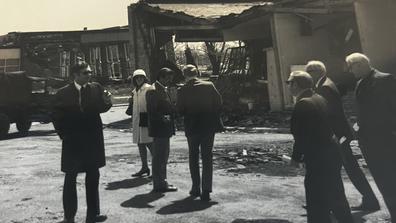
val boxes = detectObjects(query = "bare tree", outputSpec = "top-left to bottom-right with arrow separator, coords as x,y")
204,41 -> 226,75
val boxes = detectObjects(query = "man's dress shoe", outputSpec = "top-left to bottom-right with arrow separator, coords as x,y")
201,191 -> 211,202
86,214 -> 108,223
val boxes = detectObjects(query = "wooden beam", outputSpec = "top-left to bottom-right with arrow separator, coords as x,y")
270,7 -> 330,14
155,25 -> 219,31
259,6 -> 353,14
174,36 -> 223,42
273,0 -> 299,6
140,3 -> 211,25
300,0 -> 354,7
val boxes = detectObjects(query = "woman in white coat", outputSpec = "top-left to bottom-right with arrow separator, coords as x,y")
130,69 -> 153,177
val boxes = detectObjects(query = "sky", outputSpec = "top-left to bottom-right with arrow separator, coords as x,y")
0,0 -> 138,35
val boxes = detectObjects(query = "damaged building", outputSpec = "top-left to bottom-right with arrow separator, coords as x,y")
127,0 -> 396,111
0,26 -> 132,82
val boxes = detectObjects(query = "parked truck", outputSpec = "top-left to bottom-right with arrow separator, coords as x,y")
0,71 -> 33,137
0,71 -> 65,138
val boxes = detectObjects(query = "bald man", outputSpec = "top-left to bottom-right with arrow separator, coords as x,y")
346,53 -> 396,222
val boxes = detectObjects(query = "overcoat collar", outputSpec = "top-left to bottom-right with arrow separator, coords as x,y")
355,69 -> 376,97
296,89 -> 313,102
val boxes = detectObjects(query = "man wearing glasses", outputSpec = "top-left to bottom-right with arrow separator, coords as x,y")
346,53 -> 396,222
53,61 -> 112,223
288,71 -> 353,223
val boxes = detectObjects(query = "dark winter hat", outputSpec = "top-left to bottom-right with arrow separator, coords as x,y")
182,64 -> 198,77
157,67 -> 174,80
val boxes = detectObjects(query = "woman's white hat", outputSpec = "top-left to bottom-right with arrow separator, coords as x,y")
133,69 -> 147,78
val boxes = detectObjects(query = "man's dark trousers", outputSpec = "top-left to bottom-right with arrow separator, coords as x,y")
63,170 -> 100,220
152,137 -> 170,190
305,153 -> 353,223
359,136 -> 396,221
316,76 -> 377,204
341,142 -> 377,201
187,133 -> 215,192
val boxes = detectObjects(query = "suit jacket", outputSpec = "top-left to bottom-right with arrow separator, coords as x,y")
291,89 -> 341,171
52,82 -> 112,173
355,69 -> 396,139
177,78 -> 223,136
316,76 -> 353,140
146,81 -> 175,138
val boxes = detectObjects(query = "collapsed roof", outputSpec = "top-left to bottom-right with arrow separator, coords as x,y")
130,0 -> 354,41
133,0 -> 354,24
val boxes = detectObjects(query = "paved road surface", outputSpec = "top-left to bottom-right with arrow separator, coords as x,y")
0,105 -> 390,223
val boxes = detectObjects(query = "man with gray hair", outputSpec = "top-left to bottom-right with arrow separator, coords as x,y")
346,52 -> 396,222
177,64 -> 223,201
288,70 -> 353,223
306,60 -> 379,211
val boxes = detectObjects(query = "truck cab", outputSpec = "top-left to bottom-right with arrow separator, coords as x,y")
0,71 -> 66,138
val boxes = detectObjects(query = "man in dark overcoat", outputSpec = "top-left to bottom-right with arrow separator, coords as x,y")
146,67 -> 177,192
306,60 -> 379,211
53,61 -> 112,223
288,71 -> 353,223
177,64 -> 223,201
346,52 -> 396,222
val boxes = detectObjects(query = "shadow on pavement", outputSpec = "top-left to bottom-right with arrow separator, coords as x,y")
156,196 -> 218,215
104,118 -> 131,129
121,192 -> 165,208
231,219 -> 292,223
105,177 -> 151,190
1,130 -> 57,141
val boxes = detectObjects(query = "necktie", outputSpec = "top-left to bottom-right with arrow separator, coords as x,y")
80,85 -> 89,111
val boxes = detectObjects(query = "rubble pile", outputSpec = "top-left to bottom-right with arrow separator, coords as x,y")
212,141 -> 305,176
214,142 -> 292,166
213,140 -> 369,176
214,75 -> 270,114
222,111 -> 291,128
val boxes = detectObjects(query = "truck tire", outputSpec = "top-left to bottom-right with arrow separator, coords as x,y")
16,119 -> 32,134
0,113 -> 10,138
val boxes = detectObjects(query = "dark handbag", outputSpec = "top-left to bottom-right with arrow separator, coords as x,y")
125,101 -> 133,116
139,112 -> 148,127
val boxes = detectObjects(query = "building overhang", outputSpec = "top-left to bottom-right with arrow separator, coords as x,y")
129,1 -> 354,42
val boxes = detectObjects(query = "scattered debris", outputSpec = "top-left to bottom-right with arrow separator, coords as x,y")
212,142 -> 299,176
213,139 -> 370,176
222,112 -> 292,129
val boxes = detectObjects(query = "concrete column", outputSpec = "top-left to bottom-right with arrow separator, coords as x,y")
128,6 -> 151,79
271,13 -> 335,109
354,0 -> 396,73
